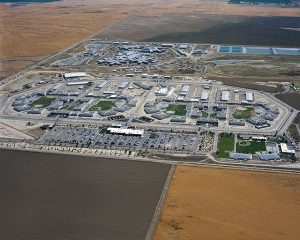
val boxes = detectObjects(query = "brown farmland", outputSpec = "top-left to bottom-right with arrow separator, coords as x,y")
153,166 -> 300,240
275,92 -> 300,110
0,149 -> 171,240
1,0 -> 300,79
0,0 -> 148,79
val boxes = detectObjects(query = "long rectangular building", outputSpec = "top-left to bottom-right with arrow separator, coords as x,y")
64,72 -> 87,79
107,127 -> 144,136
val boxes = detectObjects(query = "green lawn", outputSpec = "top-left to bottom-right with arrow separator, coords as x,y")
210,112 -> 217,118
201,111 -> 209,117
90,101 -> 115,111
31,97 -> 55,108
166,104 -> 187,116
218,134 -> 235,158
236,140 -> 266,154
233,107 -> 254,119
62,104 -> 75,111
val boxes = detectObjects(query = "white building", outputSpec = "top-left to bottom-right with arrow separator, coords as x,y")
63,72 -> 87,79
279,143 -> 295,155
67,81 -> 90,86
245,92 -> 254,102
107,127 -> 144,136
155,87 -> 169,96
179,85 -> 190,96
201,92 -> 209,101
221,91 -> 230,101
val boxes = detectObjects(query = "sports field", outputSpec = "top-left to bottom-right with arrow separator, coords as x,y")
217,133 -> 235,158
89,100 -> 115,111
233,107 -> 254,119
31,96 -> 55,108
236,140 -> 266,153
166,104 -> 187,116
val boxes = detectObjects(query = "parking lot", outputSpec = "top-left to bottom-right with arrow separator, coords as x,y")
38,126 -> 201,154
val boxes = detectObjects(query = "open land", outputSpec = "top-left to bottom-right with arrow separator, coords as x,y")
275,92 -> 300,110
0,0 -> 149,79
1,0 -> 300,80
153,166 -> 300,240
0,149 -> 171,240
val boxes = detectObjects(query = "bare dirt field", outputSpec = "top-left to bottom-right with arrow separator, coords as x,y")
0,0 -> 148,79
153,166 -> 300,240
0,149 -> 171,240
1,0 -> 300,79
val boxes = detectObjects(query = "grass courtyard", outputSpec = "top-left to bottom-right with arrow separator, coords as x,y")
89,101 -> 115,111
217,134 -> 235,158
31,97 -> 55,108
236,140 -> 266,154
166,104 -> 187,116
233,107 -> 254,119
62,104 -> 75,111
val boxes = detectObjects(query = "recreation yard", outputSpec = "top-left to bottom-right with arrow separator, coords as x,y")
166,104 -> 187,116
89,100 -> 115,111
31,97 -> 55,108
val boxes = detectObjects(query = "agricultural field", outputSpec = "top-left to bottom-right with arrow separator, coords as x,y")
89,100 -> 115,111
236,140 -> 266,153
166,104 -> 187,116
217,133 -> 235,158
31,96 -> 55,108
153,166 -> 300,240
0,149 -> 171,240
275,92 -> 300,110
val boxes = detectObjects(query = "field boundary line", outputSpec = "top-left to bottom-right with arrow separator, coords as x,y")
145,165 -> 176,240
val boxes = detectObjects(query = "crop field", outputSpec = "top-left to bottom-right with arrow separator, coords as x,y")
89,100 -> 115,111
166,104 -> 187,116
0,149 -> 171,240
275,92 -> 300,110
144,16 -> 300,47
236,140 -> 266,153
31,96 -> 55,108
233,107 -> 254,119
153,166 -> 300,240
217,133 -> 235,158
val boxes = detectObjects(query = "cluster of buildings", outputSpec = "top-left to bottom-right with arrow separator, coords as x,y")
97,44 -> 167,66
230,140 -> 295,161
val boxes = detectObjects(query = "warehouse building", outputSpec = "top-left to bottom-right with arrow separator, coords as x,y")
63,72 -> 87,79
245,92 -> 254,102
67,81 -> 91,86
200,91 -> 209,101
96,81 -> 108,89
221,91 -> 230,101
179,85 -> 190,96
118,81 -> 129,89
230,152 -> 252,160
256,152 -> 280,161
